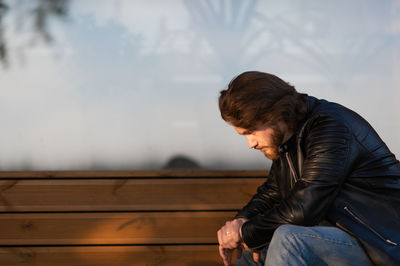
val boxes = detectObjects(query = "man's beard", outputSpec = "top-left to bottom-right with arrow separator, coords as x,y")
263,126 -> 284,160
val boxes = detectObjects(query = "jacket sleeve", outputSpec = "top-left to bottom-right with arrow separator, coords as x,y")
235,162 -> 282,219
241,115 -> 355,250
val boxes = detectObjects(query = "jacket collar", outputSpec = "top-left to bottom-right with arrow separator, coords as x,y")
306,95 -> 320,119
279,94 -> 315,153
279,134 -> 297,154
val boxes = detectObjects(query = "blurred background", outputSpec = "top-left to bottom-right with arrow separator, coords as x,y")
0,0 -> 399,171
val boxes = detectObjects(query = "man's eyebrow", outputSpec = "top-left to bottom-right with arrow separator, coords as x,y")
241,130 -> 252,135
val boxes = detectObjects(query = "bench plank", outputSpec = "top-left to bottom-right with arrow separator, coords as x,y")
0,212 -> 235,245
0,246 -> 224,266
0,170 -> 267,179
0,178 -> 264,212
0,170 -> 263,265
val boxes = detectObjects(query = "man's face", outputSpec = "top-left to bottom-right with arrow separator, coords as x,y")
234,123 -> 287,160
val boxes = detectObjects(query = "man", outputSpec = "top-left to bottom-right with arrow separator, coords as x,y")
217,71 -> 400,266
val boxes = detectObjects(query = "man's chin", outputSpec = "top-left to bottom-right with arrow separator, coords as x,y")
263,151 -> 280,160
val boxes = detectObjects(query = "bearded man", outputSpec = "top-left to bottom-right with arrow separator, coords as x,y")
217,71 -> 400,266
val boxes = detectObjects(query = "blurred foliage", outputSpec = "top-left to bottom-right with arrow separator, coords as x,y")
0,0 -> 69,68
0,0 -> 8,65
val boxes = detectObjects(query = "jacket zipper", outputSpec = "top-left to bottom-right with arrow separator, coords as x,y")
344,206 -> 398,246
285,152 -> 299,183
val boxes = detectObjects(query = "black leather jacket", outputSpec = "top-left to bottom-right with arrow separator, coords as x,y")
238,96 -> 400,265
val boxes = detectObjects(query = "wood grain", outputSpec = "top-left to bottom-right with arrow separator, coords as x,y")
0,170 -> 263,265
0,170 -> 267,179
0,245 -> 225,266
0,212 -> 236,245
0,178 -> 264,212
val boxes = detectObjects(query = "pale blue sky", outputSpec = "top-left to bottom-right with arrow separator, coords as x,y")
0,0 -> 399,170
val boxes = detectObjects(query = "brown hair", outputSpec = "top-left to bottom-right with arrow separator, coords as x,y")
219,71 -> 308,132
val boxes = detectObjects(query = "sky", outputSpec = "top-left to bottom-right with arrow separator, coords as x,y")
0,0 -> 399,170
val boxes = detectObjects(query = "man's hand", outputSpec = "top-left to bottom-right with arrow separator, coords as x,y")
217,218 -> 248,265
218,245 -> 245,266
218,246 -> 234,266
217,218 -> 248,249
218,243 -> 260,266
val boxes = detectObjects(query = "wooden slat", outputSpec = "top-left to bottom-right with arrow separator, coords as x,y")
0,170 -> 267,179
0,245 -> 225,266
0,212 -> 235,245
0,178 -> 264,212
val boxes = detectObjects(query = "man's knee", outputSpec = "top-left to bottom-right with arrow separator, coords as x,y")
271,224 -> 300,244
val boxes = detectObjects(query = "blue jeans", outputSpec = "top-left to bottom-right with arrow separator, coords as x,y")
235,224 -> 372,266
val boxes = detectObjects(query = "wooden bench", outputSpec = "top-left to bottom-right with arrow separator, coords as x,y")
0,170 -> 266,265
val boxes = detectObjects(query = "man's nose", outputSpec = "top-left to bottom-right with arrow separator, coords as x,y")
245,135 -> 257,149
